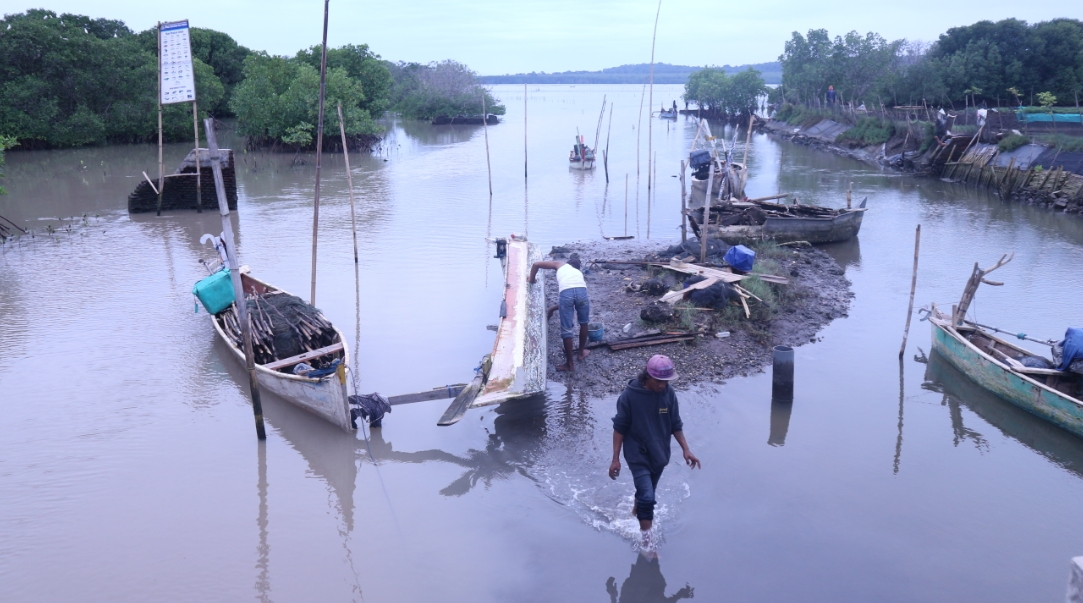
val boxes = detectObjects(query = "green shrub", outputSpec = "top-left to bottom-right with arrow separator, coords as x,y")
837,117 -> 895,146
918,121 -> 936,153
1034,133 -> 1083,152
952,124 -> 978,134
998,134 -> 1030,152
0,134 -> 15,194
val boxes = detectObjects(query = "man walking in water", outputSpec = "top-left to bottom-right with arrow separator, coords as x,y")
529,256 -> 590,372
609,355 -> 700,542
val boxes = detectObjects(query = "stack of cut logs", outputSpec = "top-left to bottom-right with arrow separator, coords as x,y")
218,292 -> 337,367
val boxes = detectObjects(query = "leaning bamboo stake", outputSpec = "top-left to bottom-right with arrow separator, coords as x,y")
741,112 -> 753,172
336,103 -> 360,263
193,101 -> 202,213
604,104 -> 613,183
205,118 -> 266,440
899,224 -> 920,357
482,94 -> 493,196
309,0 -> 330,306
675,160 -> 684,244
624,174 -> 629,236
647,0 -> 661,191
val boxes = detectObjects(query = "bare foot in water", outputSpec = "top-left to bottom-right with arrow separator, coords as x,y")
556,363 -> 574,372
578,348 -> 591,361
631,503 -> 638,518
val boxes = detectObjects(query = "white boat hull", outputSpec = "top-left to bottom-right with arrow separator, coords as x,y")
210,273 -> 355,431
569,160 -> 595,170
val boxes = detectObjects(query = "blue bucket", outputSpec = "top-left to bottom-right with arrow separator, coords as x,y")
588,322 -> 605,342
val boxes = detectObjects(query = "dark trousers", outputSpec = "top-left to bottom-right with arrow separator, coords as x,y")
631,466 -> 663,521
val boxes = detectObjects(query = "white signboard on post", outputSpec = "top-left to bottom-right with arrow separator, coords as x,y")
159,20 -> 196,105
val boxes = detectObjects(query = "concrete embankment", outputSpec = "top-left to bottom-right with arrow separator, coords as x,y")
761,116 -> 1083,214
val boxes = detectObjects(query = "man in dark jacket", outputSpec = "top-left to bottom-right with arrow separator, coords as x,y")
609,355 -> 701,537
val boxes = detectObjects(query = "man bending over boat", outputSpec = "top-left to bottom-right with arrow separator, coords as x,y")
609,355 -> 700,547
529,256 -> 590,372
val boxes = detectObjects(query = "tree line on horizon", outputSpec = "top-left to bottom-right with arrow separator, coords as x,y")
778,18 -> 1083,110
0,9 -> 501,152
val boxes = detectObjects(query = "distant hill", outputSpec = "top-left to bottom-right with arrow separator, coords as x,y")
481,62 -> 781,85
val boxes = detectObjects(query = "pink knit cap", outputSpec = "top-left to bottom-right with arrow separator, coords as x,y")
646,355 -> 678,380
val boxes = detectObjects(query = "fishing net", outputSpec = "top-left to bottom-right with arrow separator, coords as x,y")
217,292 -> 338,368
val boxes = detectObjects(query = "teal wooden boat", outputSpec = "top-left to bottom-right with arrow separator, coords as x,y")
928,303 -> 1083,438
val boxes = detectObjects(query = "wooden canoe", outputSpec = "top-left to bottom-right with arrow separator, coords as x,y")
471,235 -> 547,408
928,303 -> 1083,438
688,197 -> 867,245
210,270 -> 355,431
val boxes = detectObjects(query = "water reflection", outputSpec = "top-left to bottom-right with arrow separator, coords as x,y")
923,350 -> 1083,476
820,235 -> 862,271
398,118 -> 483,146
605,554 -> 694,603
767,400 -> 792,447
255,441 -> 272,603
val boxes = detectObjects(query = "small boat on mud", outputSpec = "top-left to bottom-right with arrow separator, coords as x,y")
569,135 -> 595,170
685,197 -> 867,244
926,254 -> 1083,438
194,254 -> 356,431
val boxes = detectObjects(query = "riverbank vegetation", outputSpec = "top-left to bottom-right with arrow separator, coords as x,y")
779,18 -> 1083,110
0,10 -> 247,149
0,9 -> 501,152
0,135 -> 15,194
230,45 -> 391,151
682,68 -> 767,117
388,60 -> 504,120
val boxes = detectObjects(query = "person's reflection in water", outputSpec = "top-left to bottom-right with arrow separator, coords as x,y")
606,554 -> 694,603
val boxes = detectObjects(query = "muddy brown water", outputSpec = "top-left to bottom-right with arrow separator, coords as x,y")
3,85 -> 1083,602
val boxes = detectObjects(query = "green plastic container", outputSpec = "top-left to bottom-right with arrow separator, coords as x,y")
192,270 -> 235,314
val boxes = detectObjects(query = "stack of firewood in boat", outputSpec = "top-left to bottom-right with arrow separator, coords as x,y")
218,291 -> 338,367
690,200 -> 842,228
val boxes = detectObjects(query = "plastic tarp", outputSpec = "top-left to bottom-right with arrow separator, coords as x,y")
1033,149 -> 1083,175
724,245 -> 755,272
1016,112 -> 1083,124
1058,328 -> 1083,371
994,143 -> 1047,169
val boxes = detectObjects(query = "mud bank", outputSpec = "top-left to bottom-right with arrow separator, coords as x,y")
540,238 -> 853,399
760,117 -> 1083,213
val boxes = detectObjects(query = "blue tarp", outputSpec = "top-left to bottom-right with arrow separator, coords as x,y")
1016,112 -> 1083,124
1058,328 -> 1083,371
724,245 -> 755,272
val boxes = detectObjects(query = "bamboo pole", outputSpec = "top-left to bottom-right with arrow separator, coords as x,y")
624,174 -> 629,236
899,225 -> 920,358
193,101 -> 202,213
309,0 -> 330,306
156,22 -> 164,217
482,94 -> 493,196
847,181 -> 853,209
604,104 -> 613,183
336,103 -> 359,263
647,0 -> 661,191
679,159 -> 687,243
524,83 -> 528,180
700,158 -> 716,262
742,112 -> 753,171
205,118 -> 266,440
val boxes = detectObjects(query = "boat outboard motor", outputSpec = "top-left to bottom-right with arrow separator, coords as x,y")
689,149 -> 712,179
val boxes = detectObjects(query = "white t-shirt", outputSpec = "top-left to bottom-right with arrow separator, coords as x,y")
556,263 -> 587,292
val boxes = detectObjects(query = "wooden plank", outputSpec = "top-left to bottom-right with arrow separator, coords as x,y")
609,335 -> 694,351
661,277 -> 718,304
388,384 -> 467,406
262,342 -> 344,371
437,373 -> 484,426
1012,367 -> 1066,376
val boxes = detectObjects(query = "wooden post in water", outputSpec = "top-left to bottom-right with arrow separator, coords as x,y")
482,94 -> 493,196
899,224 -> 920,358
193,101 -> 202,213
647,0 -> 661,191
604,105 -> 613,184
336,103 -> 360,263
679,159 -> 687,243
624,174 -> 629,236
205,118 -> 266,440
742,112 -> 753,171
700,158 -> 716,262
847,181 -> 853,209
309,0 -> 330,306
156,22 -> 164,217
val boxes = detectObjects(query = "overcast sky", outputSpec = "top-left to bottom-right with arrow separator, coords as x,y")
10,1 -> 1082,74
